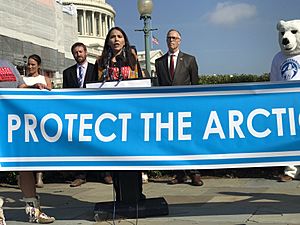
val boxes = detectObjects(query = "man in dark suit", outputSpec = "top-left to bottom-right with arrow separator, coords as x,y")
155,29 -> 199,86
155,29 -> 203,186
63,42 -> 96,88
63,42 -> 112,187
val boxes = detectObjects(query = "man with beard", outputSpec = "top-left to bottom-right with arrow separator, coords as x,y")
63,42 -> 99,187
63,42 -> 96,88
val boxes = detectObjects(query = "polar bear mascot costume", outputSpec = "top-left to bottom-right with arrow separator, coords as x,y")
271,20 -> 300,182
270,19 -> 300,81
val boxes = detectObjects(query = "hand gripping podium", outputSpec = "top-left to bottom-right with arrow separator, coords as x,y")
87,78 -> 169,221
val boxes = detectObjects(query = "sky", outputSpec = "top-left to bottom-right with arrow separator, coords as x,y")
107,0 -> 300,75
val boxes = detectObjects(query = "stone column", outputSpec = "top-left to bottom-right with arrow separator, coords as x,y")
81,11 -> 84,35
92,11 -> 95,36
83,10 -> 86,35
111,16 -> 115,28
104,14 -> 108,36
98,13 -> 102,37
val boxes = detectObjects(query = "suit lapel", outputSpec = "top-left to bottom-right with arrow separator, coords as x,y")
174,51 -> 184,79
84,63 -> 91,83
162,54 -> 172,82
71,65 -> 79,87
162,54 -> 168,75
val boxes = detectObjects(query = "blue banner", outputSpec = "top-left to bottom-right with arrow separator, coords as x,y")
1,81 -> 300,171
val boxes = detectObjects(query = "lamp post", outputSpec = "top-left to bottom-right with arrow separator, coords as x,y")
22,55 -> 27,76
137,0 -> 154,77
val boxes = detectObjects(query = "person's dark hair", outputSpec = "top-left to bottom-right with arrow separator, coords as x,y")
71,42 -> 87,54
98,27 -> 137,70
28,54 -> 41,65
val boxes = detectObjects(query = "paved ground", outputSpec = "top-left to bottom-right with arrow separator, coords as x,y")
1,177 -> 300,225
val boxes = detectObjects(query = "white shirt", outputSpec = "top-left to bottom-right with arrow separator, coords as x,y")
168,50 -> 179,71
270,52 -> 300,81
23,75 -> 47,86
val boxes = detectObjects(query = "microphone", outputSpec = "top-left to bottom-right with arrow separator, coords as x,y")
115,54 -> 125,81
100,48 -> 112,87
106,48 -> 112,66
104,47 -> 112,81
122,47 -> 126,61
114,54 -> 125,87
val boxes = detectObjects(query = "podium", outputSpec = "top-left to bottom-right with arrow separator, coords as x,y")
87,78 -> 169,221
86,78 -> 152,88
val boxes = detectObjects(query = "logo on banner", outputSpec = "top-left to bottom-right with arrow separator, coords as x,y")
280,59 -> 300,80
0,67 -> 17,82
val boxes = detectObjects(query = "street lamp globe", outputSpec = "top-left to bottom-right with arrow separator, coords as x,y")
137,0 -> 153,17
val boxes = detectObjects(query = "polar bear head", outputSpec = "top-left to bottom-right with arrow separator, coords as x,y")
277,20 -> 300,56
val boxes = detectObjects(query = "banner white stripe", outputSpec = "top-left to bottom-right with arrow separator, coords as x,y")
1,87 -> 300,100
4,161 -> 300,171
2,150 -> 300,162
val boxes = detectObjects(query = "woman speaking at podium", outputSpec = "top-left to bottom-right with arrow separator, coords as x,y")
93,27 -> 144,81
93,27 -> 145,203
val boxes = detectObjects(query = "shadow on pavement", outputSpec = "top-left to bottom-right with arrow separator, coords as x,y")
167,191 -> 300,217
1,190 -> 96,222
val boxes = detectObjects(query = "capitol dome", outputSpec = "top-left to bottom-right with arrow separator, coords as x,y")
63,0 -> 115,61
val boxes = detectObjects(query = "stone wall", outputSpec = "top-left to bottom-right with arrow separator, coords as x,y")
0,0 -> 77,83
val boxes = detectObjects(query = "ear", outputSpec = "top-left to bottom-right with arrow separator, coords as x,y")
277,20 -> 286,31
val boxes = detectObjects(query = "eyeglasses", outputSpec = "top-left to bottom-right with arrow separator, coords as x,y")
167,36 -> 180,40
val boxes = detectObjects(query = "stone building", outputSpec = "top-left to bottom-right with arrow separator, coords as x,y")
0,0 -> 115,88
137,49 -> 164,77
63,0 -> 115,62
0,1 -> 75,87
0,0 -> 161,87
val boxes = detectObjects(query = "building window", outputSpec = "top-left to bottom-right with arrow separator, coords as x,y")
86,11 -> 93,35
107,16 -> 111,31
77,10 -> 83,35
95,12 -> 100,36
101,14 -> 106,36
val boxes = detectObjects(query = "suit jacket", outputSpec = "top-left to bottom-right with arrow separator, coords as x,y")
155,51 -> 199,86
63,62 -> 96,88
